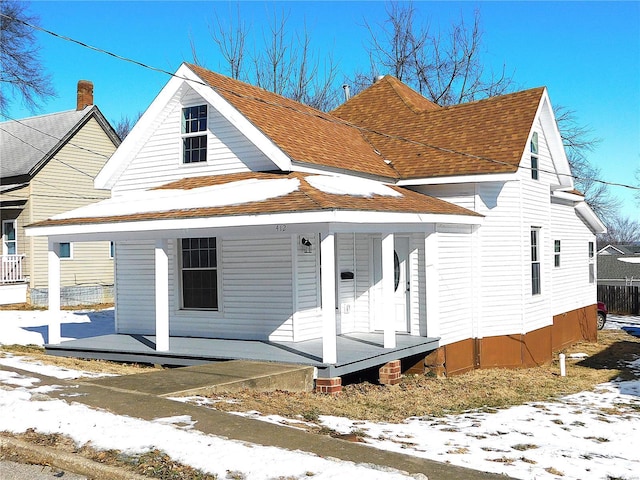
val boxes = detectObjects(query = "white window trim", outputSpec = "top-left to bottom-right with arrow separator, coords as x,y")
2,219 -> 17,256
588,241 -> 595,283
178,237 -> 221,311
530,132 -> 539,180
180,104 -> 209,165
554,240 -> 561,268
531,227 -> 541,296
60,242 -> 73,260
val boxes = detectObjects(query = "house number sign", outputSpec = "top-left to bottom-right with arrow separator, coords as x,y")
275,224 -> 287,232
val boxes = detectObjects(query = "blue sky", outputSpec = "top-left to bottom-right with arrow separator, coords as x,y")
6,1 -> 640,219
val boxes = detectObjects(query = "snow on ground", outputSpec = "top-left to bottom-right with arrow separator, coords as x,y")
1,309 -> 639,479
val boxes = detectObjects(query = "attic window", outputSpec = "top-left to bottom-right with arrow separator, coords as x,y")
182,105 -> 208,164
530,132 -> 539,180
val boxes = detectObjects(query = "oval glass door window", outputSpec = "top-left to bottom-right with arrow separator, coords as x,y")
394,251 -> 400,291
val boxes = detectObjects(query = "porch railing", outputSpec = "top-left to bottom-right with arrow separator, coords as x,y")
1,254 -> 26,284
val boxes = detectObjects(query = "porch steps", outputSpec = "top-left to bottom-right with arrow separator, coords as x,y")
82,360 -> 315,396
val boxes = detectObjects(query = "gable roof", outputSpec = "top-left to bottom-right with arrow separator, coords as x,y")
28,172 -> 481,232
186,64 -> 397,179
333,81 -> 546,180
0,106 -> 120,181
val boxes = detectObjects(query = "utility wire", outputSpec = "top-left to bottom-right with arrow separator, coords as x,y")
0,112 -> 114,162
2,11 -> 638,193
0,126 -> 96,179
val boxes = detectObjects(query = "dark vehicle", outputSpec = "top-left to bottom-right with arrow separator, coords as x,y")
597,301 -> 608,330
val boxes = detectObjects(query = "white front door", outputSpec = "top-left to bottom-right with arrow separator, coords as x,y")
372,236 -> 410,333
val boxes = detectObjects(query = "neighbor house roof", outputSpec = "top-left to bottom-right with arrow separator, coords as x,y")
332,80 -> 546,179
0,106 -> 120,181
597,254 -> 640,280
28,172 -> 481,229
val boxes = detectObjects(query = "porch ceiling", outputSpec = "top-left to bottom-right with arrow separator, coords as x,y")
45,333 -> 440,378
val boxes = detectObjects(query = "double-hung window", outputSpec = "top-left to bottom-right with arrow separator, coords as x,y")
531,228 -> 541,295
530,132 -> 539,180
182,105 -> 208,164
554,240 -> 561,267
180,237 -> 218,309
588,241 -> 595,283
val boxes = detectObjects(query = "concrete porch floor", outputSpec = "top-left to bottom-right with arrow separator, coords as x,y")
46,332 -> 440,378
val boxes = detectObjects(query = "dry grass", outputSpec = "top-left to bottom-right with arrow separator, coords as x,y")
0,430 -> 218,479
205,330 -> 640,423
0,302 -> 114,311
0,344 -> 151,376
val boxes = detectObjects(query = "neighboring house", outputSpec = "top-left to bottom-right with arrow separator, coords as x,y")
597,244 -> 640,286
0,81 -> 120,306
27,64 -> 605,385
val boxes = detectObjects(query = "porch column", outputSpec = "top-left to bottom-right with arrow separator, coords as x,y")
155,239 -> 170,352
382,233 -> 396,348
47,239 -> 61,344
424,229 -> 440,339
320,232 -> 337,364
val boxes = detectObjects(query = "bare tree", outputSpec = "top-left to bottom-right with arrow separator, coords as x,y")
361,2 -> 513,105
598,215 -> 640,247
203,6 -> 341,110
0,0 -> 55,113
553,105 -> 623,221
209,4 -> 246,79
113,112 -> 142,140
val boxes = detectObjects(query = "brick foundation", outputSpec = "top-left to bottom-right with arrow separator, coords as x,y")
315,377 -> 342,394
379,360 -> 402,385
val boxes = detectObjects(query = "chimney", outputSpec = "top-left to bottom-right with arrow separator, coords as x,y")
76,80 -> 93,110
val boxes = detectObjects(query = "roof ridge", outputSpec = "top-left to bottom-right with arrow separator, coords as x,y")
0,108 -> 87,126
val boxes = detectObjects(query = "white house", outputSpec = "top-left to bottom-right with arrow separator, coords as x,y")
26,64 -> 605,388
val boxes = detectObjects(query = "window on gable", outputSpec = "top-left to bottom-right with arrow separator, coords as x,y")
531,228 -> 541,295
180,237 -> 218,310
530,132 -> 539,180
182,105 -> 208,164
554,240 -> 561,267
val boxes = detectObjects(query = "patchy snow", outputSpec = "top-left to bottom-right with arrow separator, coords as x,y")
0,386 -> 413,480
1,308 -> 639,479
52,178 -> 300,220
306,174 -> 402,197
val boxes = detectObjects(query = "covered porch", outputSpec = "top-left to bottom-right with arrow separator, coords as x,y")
45,331 -> 440,378
25,172 -> 482,381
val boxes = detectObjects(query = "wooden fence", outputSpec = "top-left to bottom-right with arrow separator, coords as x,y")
597,285 -> 640,315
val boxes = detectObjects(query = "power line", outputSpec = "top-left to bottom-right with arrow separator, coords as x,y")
1,11 -> 638,194
0,126 -> 96,179
0,112 -> 114,162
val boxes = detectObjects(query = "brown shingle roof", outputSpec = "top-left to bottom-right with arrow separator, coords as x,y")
186,64 -> 397,179
333,80 -> 545,179
30,172 -> 480,228
189,64 -> 544,181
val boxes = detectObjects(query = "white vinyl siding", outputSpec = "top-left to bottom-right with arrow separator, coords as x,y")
293,234 -> 321,341
114,241 -> 156,334
436,224 -> 475,345
112,86 -> 277,195
550,199 -> 598,316
337,233 -> 356,334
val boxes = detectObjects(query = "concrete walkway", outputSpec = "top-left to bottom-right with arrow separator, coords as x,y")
2,361 -> 512,480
